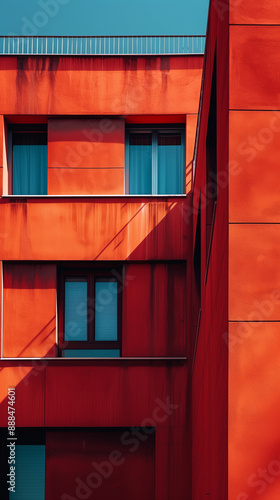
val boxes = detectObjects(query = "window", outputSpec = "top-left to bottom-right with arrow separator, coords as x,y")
10,125 -> 48,195
59,268 -> 122,357
0,429 -> 45,500
126,127 -> 185,195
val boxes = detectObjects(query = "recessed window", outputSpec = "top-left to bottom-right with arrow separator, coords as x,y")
10,125 -> 48,195
0,428 -> 45,500
59,268 -> 122,357
13,445 -> 45,500
126,127 -> 185,195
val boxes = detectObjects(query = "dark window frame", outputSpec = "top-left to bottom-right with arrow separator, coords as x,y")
58,267 -> 122,355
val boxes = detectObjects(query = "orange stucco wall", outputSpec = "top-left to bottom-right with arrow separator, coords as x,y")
0,56 -> 202,196
0,198 -> 189,261
230,1 -> 280,25
3,264 -> 57,357
48,118 -> 125,194
0,56 -> 202,116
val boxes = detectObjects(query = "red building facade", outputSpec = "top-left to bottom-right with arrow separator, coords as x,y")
0,36 -> 203,499
1,0 -> 279,498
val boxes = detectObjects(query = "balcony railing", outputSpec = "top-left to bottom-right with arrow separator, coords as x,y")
0,35 -> 205,56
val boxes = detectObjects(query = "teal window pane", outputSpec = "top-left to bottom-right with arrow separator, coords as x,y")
129,133 -> 152,194
65,279 -> 87,341
64,349 -> 120,357
13,133 -> 48,195
95,281 -> 118,341
158,134 -> 183,194
10,445 -> 45,500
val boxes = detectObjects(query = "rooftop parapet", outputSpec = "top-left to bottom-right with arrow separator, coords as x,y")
0,35 -> 205,56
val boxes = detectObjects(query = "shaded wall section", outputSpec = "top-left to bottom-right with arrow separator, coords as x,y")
191,0 -> 229,497
0,198 -> 189,261
46,429 -> 155,500
122,262 -> 187,356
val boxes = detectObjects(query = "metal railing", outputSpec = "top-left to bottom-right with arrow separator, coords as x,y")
0,35 -> 205,56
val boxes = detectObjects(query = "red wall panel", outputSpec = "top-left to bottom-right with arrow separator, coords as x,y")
229,224 -> 280,321
44,363 -> 187,425
230,26 -> 280,110
229,111 -> 280,223
0,365 -> 45,426
230,0 -> 280,25
122,262 -> 187,357
48,168 -> 124,195
229,322 -> 280,500
48,118 -> 124,168
48,118 -> 125,194
157,199 -> 190,260
45,364 -> 186,427
0,56 -> 203,116
3,264 -> 57,357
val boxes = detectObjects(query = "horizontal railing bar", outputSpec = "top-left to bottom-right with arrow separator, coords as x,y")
0,357 -> 188,361
0,35 -> 206,39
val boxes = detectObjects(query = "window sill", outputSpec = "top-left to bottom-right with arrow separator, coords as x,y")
2,194 -> 187,198
0,356 -> 187,362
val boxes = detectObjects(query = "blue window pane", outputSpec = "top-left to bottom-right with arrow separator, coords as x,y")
95,281 -> 118,341
158,134 -> 183,194
129,133 -> 152,194
65,279 -> 87,341
64,349 -> 120,357
13,144 -> 47,195
10,445 -> 45,500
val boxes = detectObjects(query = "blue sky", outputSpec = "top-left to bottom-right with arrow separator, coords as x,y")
0,0 -> 209,36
